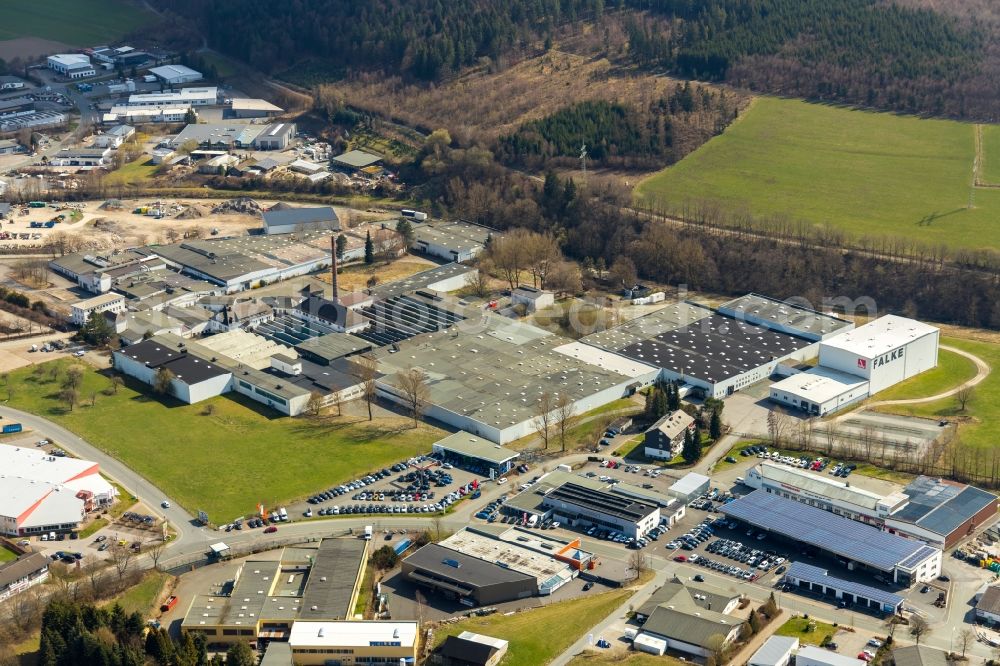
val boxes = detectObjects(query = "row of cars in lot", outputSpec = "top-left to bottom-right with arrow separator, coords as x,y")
665,517 -> 717,550
739,445 -> 858,478
705,537 -> 787,572
310,483 -> 478,517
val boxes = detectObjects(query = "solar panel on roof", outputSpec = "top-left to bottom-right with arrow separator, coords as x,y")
719,490 -> 932,571
785,562 -> 904,608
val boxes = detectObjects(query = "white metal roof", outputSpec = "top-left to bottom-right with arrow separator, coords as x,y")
73,292 -> 124,310
749,636 -> 799,666
49,54 -> 90,67
755,461 -> 883,509
0,477 -> 83,526
0,444 -> 99,483
149,64 -> 201,80
555,341 -> 659,378
129,87 -> 217,105
821,315 -> 937,359
288,621 -> 418,648
669,472 -> 710,495
797,645 -> 868,666
769,366 -> 869,403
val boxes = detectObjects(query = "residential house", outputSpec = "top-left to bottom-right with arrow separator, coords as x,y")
644,410 -> 696,460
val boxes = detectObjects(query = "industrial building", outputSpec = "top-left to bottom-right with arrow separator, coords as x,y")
720,489 -> 942,584
70,292 -> 127,325
783,562 -> 905,614
134,229 -> 338,293
431,431 -> 520,476
104,105 -> 191,124
797,645 -> 868,666
401,526 -> 590,606
717,293 -> 854,341
411,220 -> 493,262
436,632 -> 509,666
47,54 -> 95,79
229,98 -> 284,118
633,578 -> 744,657
181,539 -> 368,646
112,330 -> 366,416
332,149 -> 383,173
129,87 -> 217,107
93,124 -> 135,148
770,315 -> 940,415
148,64 -> 202,85
510,286 -> 553,313
287,621 -> 418,666
582,300 -> 825,399
374,316 -> 658,443
504,471 -> 682,536
667,472 -> 711,504
0,553 -> 50,603
749,636 -> 800,666
51,146 -> 112,167
0,444 -> 117,537
746,460 -> 997,548
643,410 -> 696,461
261,206 -> 340,235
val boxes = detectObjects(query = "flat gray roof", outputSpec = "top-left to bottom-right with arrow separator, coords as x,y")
719,293 -> 854,338
433,431 -> 519,465
333,149 -> 383,169
298,538 -> 367,620
295,332 -> 372,362
403,543 -> 535,588
368,262 -> 476,300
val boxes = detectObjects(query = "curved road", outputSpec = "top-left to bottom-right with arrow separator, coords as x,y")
866,344 -> 990,408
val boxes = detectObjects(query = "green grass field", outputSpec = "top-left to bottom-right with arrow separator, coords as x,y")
980,125 -> 1000,185
0,0 -> 155,46
0,546 -> 17,563
776,616 -> 839,646
636,97 -> 1000,252
877,337 -> 998,457
106,157 -> 157,186
433,590 -> 630,666
871,348 -> 978,402
110,571 -> 171,616
7,359 -> 443,522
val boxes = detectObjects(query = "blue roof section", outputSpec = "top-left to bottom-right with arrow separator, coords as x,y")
916,486 -> 996,535
720,490 -> 930,571
898,545 -> 938,571
785,561 -> 904,609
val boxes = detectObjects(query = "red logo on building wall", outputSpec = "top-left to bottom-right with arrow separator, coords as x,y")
857,358 -> 867,369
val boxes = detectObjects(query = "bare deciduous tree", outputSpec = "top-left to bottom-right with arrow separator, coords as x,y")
307,391 -> 325,417
554,393 -> 579,452
397,368 -> 430,428
352,355 -> 379,421
109,374 -> 123,394
147,539 -> 167,571
958,628 -> 974,657
956,385 -> 974,412
109,543 -> 135,590
909,616 -> 930,645
533,392 -> 555,450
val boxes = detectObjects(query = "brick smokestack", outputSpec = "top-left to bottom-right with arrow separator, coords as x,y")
330,235 -> 339,302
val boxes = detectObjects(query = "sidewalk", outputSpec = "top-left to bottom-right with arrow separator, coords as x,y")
725,609 -> 790,666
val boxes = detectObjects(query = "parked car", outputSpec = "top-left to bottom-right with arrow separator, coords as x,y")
264,526 -> 278,534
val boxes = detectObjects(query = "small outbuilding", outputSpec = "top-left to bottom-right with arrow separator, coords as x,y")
435,631 -> 509,666
749,635 -> 799,666
511,286 -> 554,313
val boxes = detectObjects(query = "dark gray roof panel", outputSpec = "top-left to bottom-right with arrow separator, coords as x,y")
785,561 -> 904,608
403,543 -> 535,587
720,490 -> 928,571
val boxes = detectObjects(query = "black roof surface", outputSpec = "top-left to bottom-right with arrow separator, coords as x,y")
546,482 -> 657,522
119,339 -> 230,384
404,543 -> 535,588
437,635 -> 499,666
264,357 -> 367,394
617,313 -> 811,384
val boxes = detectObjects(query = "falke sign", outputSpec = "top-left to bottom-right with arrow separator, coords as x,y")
858,348 -> 904,370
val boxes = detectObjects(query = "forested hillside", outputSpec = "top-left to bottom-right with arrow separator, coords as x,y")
495,84 -> 737,170
161,0 -> 997,120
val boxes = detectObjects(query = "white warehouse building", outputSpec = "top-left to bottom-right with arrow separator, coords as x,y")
770,315 -> 939,416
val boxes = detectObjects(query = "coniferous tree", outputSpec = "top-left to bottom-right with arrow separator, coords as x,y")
364,230 -> 374,264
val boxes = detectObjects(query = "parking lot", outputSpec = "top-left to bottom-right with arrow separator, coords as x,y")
282,454 -> 493,525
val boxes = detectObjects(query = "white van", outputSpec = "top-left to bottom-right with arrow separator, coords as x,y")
527,515 -> 539,528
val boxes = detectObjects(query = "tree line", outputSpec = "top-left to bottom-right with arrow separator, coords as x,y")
495,84 -> 737,170
158,0 -> 609,80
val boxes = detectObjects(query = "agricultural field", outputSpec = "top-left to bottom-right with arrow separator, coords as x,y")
980,125 -> 1000,185
6,359 -> 443,521
0,0 -> 154,47
636,97 -> 1000,252
433,589 -> 630,666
